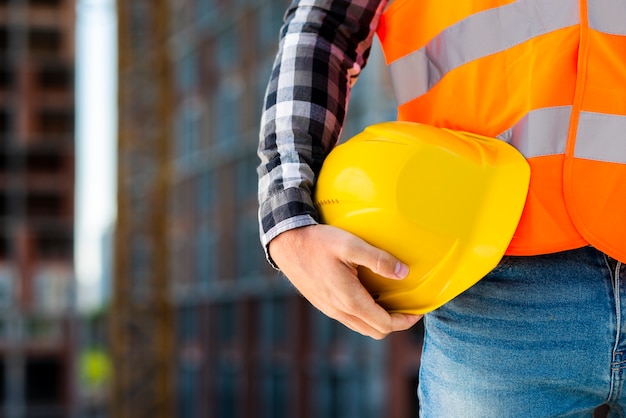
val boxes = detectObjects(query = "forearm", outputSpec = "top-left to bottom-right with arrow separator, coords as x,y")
257,0 -> 387,256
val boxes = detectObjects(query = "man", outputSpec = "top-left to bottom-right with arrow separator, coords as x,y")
257,0 -> 626,416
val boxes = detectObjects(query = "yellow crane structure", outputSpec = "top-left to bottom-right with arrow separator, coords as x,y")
110,1 -> 174,417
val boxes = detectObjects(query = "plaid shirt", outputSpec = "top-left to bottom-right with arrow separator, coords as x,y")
257,0 -> 387,262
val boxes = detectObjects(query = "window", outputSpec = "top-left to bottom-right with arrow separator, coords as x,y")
129,234 -> 152,295
313,371 -> 374,418
0,66 -> 12,89
197,0 -> 216,20
177,305 -> 198,342
235,214 -> 264,278
28,28 -> 62,55
25,150 -> 63,174
38,110 -> 74,136
26,192 -> 63,219
26,316 -> 62,342
195,222 -> 217,286
129,2 -> 151,53
217,26 -> 239,71
261,297 -> 289,347
0,235 -> 8,259
0,108 -> 11,134
38,65 -> 73,90
177,366 -> 199,418
196,169 -> 216,216
36,230 -> 73,260
215,78 -> 243,148
0,265 -> 14,308
175,101 -> 201,162
235,153 -> 258,202
262,365 -> 289,418
0,193 -> 7,217
216,362 -> 239,418
33,265 -> 72,314
217,302 -> 237,343
0,27 -> 7,51
169,239 -> 190,295
175,51 -> 198,94
26,357 -> 62,404
169,181 -> 190,219
258,1 -> 284,50
29,0 -> 62,6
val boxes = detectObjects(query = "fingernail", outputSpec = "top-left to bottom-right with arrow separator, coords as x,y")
394,262 -> 409,279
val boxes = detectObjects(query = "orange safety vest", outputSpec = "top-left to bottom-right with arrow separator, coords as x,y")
377,0 -> 626,263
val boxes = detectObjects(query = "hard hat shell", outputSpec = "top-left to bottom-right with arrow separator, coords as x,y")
314,121 -> 530,315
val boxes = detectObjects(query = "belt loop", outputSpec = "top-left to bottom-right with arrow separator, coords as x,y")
605,254 -> 619,281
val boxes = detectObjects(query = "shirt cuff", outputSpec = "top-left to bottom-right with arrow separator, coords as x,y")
258,187 -> 321,269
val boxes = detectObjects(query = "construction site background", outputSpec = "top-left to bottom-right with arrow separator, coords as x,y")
0,0 -> 425,417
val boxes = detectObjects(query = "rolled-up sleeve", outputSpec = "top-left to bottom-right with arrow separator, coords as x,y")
257,0 -> 387,264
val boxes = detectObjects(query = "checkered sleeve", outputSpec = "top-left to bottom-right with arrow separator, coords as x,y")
257,0 -> 387,265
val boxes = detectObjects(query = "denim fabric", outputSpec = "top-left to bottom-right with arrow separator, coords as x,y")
419,246 -> 626,417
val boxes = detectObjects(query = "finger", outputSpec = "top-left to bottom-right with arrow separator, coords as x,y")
334,308 -> 422,340
358,302 -> 421,336
344,238 -> 409,280
335,312 -> 390,340
315,276 -> 393,339
333,279 -> 421,337
389,312 -> 423,331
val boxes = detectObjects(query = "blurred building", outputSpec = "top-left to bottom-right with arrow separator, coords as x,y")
0,0 -> 77,417
114,0 -> 423,417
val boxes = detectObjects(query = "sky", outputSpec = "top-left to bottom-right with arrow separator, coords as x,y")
74,0 -> 117,311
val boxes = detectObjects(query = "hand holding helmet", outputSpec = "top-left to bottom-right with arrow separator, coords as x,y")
269,223 -> 422,339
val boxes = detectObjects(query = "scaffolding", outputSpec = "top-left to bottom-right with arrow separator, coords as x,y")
110,0 -> 174,417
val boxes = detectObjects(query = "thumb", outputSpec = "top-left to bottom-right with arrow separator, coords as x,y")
347,240 -> 409,281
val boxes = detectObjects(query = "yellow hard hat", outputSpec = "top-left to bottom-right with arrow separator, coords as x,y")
314,121 -> 530,315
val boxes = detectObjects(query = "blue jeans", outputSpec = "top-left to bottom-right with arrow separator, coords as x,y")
419,246 -> 626,417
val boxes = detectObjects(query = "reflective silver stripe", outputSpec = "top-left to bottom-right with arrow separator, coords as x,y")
575,112 -> 626,164
496,109 -> 626,163
588,0 -> 626,35
388,0 -> 579,106
497,106 -> 571,158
